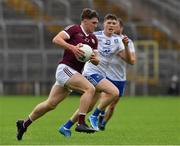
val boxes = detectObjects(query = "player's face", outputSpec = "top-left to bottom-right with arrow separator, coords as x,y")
103,19 -> 117,36
85,18 -> 99,33
115,22 -> 123,35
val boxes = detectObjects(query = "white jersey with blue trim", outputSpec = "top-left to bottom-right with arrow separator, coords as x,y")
106,35 -> 135,81
83,31 -> 125,77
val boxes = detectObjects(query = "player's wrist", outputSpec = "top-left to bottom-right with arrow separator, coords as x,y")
68,44 -> 75,51
124,45 -> 129,49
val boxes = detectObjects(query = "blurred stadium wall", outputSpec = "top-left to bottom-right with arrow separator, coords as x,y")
0,0 -> 179,96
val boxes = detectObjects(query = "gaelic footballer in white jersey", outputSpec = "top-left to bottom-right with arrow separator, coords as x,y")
93,17 -> 136,131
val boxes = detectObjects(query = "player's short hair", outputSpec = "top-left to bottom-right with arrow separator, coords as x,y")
104,14 -> 117,22
81,8 -> 99,20
118,17 -> 124,27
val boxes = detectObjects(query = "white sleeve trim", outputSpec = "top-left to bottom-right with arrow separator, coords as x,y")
62,30 -> 70,39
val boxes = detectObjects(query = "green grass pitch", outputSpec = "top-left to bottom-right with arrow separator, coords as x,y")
0,95 -> 180,145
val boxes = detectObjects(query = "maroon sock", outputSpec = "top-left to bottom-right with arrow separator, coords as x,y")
23,117 -> 32,128
78,114 -> 85,125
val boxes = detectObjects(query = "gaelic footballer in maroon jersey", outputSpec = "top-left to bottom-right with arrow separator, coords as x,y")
60,24 -> 98,73
15,8 -> 99,140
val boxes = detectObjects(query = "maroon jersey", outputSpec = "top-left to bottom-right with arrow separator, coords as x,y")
59,24 -> 98,73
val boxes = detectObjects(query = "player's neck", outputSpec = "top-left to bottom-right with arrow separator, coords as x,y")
80,24 -> 90,36
103,31 -> 112,37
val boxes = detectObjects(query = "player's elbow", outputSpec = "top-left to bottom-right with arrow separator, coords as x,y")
129,58 -> 136,65
52,37 -> 58,44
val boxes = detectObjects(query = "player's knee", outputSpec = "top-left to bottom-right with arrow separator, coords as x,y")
85,84 -> 95,95
111,88 -> 119,99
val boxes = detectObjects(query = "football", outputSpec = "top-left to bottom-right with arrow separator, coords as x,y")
77,44 -> 93,62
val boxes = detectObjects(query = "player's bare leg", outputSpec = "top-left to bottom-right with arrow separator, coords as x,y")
99,96 -> 120,130
59,90 -> 100,137
16,85 -> 69,140
68,91 -> 100,123
88,79 -> 119,130
30,85 -> 69,120
62,79 -> 119,131
104,97 -> 119,122
59,73 -> 96,136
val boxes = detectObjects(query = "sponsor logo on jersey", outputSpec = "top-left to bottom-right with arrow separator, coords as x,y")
114,39 -> 119,44
78,33 -> 84,38
100,47 -> 111,56
105,40 -> 111,45
84,38 -> 90,43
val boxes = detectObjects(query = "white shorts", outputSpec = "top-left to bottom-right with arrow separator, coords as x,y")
55,64 -> 78,87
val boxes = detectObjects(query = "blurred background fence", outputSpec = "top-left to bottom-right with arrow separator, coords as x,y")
0,0 -> 179,96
